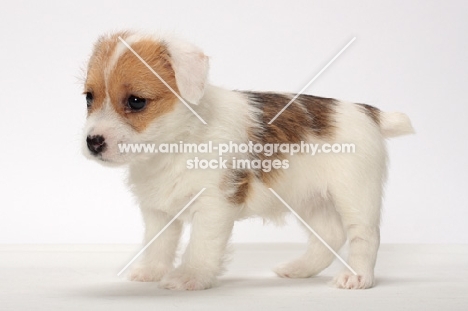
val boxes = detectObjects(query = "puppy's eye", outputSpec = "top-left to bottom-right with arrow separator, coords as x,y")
85,92 -> 93,108
127,95 -> 147,111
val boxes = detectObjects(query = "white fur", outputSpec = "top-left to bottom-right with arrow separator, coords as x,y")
82,99 -> 135,166
166,38 -> 209,105
380,111 -> 415,138
83,34 -> 414,290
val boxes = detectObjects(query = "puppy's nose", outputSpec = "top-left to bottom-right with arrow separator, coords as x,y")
86,135 -> 107,155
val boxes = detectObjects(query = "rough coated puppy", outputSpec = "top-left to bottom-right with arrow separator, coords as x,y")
82,31 -> 414,290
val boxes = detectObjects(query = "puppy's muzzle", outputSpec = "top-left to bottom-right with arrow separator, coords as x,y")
86,135 -> 107,155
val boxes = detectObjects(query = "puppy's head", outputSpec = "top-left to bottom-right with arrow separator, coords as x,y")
82,31 -> 209,166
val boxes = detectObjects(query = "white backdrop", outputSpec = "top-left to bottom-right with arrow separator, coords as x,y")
0,0 -> 466,244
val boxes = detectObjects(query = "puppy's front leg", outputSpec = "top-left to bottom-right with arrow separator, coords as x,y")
129,208 -> 182,282
160,198 -> 236,290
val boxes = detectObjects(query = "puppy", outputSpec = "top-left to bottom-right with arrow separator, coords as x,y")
82,31 -> 414,290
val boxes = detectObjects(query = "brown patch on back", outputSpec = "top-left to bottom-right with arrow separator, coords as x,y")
244,92 -> 336,185
222,170 -> 252,205
357,103 -> 380,125
299,95 -> 337,137
85,33 -> 179,132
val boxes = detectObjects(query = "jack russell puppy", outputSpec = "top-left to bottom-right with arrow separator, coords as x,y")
82,31 -> 414,290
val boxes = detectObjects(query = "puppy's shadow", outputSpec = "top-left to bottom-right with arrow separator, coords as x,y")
73,281 -> 177,298
374,276 -> 442,287
221,275 -> 326,288
71,276 -> 328,298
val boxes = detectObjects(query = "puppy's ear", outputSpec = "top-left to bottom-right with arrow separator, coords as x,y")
167,40 -> 209,105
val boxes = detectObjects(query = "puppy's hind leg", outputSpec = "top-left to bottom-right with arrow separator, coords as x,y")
330,179 -> 382,290
274,197 -> 346,279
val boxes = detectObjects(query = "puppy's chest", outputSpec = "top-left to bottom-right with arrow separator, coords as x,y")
128,157 -> 208,214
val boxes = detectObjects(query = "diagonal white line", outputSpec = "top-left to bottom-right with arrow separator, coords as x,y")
268,188 -> 357,276
268,37 -> 356,124
118,36 -> 207,125
117,188 -> 206,276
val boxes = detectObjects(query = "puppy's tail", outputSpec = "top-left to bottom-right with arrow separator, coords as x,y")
380,111 -> 415,138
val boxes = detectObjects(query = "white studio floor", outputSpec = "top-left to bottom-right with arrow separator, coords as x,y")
1,244 -> 467,311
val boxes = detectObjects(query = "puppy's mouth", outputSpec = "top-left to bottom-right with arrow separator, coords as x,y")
89,152 -> 125,167
94,153 -> 107,162
86,150 -> 109,162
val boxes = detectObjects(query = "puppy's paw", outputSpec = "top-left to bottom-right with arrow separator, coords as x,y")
128,263 -> 172,282
159,267 -> 216,290
274,259 -> 316,278
331,271 -> 374,289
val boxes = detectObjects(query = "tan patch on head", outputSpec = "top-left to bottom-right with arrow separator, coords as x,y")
85,31 -> 131,114
244,92 -> 336,185
222,170 -> 252,205
357,103 -> 380,125
85,33 -> 179,132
